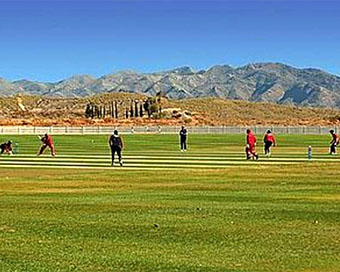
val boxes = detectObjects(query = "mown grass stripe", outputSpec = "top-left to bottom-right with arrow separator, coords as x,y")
1,154 -> 338,162
0,164 -> 181,171
1,157 -> 338,163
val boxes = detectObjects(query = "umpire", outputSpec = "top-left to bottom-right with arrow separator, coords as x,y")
179,126 -> 188,152
109,130 -> 124,166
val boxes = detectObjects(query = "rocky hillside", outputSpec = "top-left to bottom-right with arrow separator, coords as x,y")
1,63 -> 340,107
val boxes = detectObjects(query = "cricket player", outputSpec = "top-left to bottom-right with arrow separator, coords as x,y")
263,130 -> 276,157
109,130 -> 123,166
246,129 -> 258,160
38,133 -> 56,156
329,129 -> 339,155
0,140 -> 13,155
179,126 -> 188,152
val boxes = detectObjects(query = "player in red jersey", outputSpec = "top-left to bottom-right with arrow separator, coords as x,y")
246,129 -> 258,160
37,133 -> 56,156
329,129 -> 339,155
263,130 -> 276,157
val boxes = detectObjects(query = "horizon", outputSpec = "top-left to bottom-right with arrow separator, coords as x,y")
2,62 -> 339,84
1,0 -> 339,82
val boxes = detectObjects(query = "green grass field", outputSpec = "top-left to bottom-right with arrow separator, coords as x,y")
0,134 -> 339,272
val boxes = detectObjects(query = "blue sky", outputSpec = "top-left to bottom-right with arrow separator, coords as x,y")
0,0 -> 339,82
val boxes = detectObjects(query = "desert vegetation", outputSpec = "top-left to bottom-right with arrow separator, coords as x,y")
0,93 -> 339,126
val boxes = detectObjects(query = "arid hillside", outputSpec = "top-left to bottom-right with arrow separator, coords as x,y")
0,93 -> 339,126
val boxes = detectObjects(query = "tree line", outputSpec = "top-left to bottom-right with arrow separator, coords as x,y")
85,96 -> 163,119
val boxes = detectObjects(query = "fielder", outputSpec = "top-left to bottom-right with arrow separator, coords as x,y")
329,129 -> 339,155
246,129 -> 258,160
263,130 -> 276,157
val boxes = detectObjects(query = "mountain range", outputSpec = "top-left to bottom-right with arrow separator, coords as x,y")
1,63 -> 340,108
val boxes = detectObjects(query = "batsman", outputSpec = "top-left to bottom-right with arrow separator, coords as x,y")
37,133 -> 56,156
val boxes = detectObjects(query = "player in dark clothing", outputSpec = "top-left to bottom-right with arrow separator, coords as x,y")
329,129 -> 339,155
0,140 -> 13,155
263,130 -> 276,157
179,126 -> 188,152
109,130 -> 124,166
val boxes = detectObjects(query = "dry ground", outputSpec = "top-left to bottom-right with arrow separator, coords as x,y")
0,93 -> 339,126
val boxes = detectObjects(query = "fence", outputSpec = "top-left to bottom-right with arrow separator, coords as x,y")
0,126 -> 338,135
